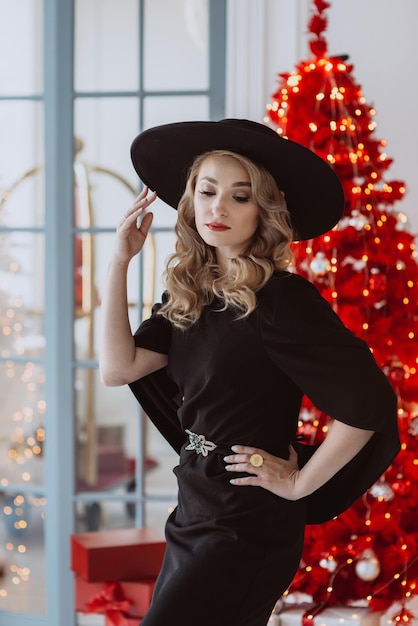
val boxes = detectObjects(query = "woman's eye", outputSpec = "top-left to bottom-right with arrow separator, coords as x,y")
199,189 -> 215,197
234,196 -> 250,203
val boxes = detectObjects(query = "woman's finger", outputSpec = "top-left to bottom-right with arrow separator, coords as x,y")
138,211 -> 154,237
122,188 -> 157,222
224,446 -> 268,467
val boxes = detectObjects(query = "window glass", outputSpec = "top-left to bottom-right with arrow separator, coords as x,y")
0,489 -> 46,613
0,232 -> 44,359
74,494 -> 178,535
0,0 -> 43,95
0,101 -> 44,227
143,94 -> 209,128
74,98 -> 140,228
0,360 -> 46,614
73,406 -> 178,537
75,370 -> 132,489
142,229 -> 176,301
0,362 -> 45,486
73,231 -> 143,362
0,0 -> 45,616
144,0 -> 209,91
144,428 -> 178,535
74,367 -> 140,530
74,0 -> 139,92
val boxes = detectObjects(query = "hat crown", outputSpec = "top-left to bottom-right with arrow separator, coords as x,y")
219,118 -> 279,139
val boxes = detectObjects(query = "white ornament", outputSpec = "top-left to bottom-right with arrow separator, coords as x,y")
355,549 -> 381,581
299,408 -> 315,422
319,557 -> 338,572
369,480 -> 394,501
408,416 -> 418,437
348,210 -> 369,230
310,252 -> 330,276
395,212 -> 409,232
341,255 -> 367,272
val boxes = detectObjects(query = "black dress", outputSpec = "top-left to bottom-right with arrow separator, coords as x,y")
130,272 -> 400,626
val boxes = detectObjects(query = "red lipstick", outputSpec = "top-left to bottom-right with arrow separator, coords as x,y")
206,222 -> 231,231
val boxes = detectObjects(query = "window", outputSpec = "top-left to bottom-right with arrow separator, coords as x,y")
0,1 -> 225,623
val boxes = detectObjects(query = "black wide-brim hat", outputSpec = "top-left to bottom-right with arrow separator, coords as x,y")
130,119 -> 344,240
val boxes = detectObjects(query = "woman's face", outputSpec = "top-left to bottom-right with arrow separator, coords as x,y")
193,154 -> 260,267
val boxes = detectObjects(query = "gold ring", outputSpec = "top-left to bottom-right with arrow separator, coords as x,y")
250,453 -> 264,468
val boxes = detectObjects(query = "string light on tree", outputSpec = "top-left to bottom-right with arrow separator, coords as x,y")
0,193 -> 46,596
266,0 -> 418,618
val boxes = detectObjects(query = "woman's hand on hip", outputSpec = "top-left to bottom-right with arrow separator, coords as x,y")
114,186 -> 157,264
224,444 -> 302,500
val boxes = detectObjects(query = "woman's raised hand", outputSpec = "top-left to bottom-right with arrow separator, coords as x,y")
114,186 -> 157,264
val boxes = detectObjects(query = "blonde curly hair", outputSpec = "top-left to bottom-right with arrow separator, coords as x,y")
158,150 -> 294,329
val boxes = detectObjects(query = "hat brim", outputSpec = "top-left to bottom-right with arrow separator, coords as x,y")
130,119 -> 344,240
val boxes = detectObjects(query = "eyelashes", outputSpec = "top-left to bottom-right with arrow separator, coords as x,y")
234,196 -> 251,204
198,190 -> 251,203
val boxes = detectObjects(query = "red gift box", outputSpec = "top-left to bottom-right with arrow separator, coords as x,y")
75,576 -> 156,617
71,527 -> 165,582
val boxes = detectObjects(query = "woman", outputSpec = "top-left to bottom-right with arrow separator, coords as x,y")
99,119 -> 400,626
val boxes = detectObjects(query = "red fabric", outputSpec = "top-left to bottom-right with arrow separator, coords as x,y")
84,582 -> 132,626
75,575 -> 156,617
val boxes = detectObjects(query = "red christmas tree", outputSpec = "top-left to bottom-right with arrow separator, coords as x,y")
266,0 -> 418,618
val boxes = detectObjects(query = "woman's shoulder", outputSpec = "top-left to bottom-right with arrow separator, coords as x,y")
259,270 -> 319,303
258,270 -> 354,339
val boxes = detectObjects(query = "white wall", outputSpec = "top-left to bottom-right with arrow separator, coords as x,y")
226,0 -> 418,232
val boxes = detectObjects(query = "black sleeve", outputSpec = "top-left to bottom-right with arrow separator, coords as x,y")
132,297 -> 172,355
129,296 -> 187,454
259,273 -> 400,524
260,272 -> 397,433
